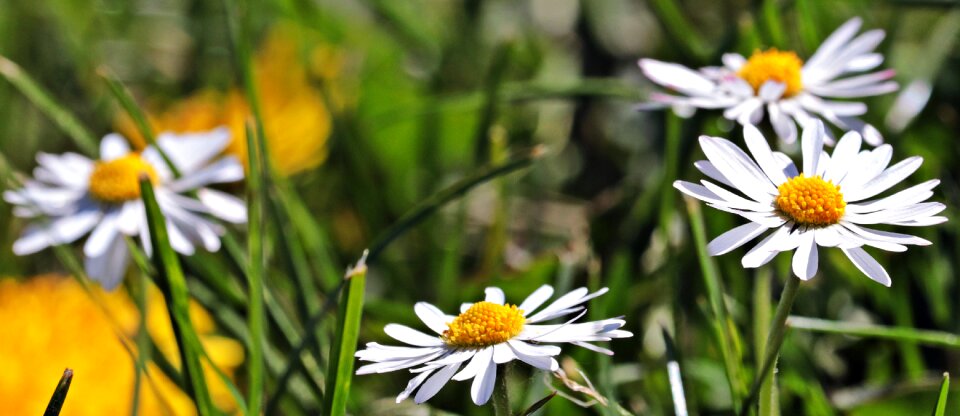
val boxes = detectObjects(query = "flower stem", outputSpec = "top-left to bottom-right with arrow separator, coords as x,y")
740,275 -> 801,416
492,365 -> 511,416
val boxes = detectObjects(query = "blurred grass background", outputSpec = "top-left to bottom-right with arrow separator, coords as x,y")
0,0 -> 959,414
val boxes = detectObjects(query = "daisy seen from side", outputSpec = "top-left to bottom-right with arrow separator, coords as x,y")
354,285 -> 632,405
4,128 -> 247,289
639,17 -> 897,146
674,121 -> 945,285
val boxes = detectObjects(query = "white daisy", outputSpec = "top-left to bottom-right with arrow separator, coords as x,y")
674,121 -> 946,286
4,128 -> 247,289
638,17 -> 897,146
354,285 -> 632,405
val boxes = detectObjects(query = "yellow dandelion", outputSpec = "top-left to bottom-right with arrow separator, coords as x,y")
118,24 -> 346,176
0,275 -> 243,415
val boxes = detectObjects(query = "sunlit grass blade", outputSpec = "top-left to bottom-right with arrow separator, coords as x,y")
139,178 -> 214,415
0,55 -> 98,156
43,368 -> 74,416
684,197 -> 745,408
740,277 -> 800,416
663,328 -> 689,416
933,372 -> 950,416
787,316 -> 960,348
323,252 -> 369,415
518,391 -> 557,416
243,122 -> 267,413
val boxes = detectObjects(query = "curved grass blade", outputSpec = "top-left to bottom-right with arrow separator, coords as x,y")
243,121 -> 267,414
323,252 -> 369,415
43,369 -> 74,416
933,372 -> 950,416
788,316 -> 960,349
0,55 -> 98,156
519,391 -> 557,416
139,178 -> 214,416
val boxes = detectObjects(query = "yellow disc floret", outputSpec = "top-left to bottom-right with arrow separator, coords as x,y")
776,175 -> 846,226
737,49 -> 804,98
442,302 -> 525,348
88,154 -> 159,203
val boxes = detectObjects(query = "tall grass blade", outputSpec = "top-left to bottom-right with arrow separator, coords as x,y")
0,55 -> 98,155
43,369 -> 74,416
662,328 -> 689,416
244,122 -> 267,413
518,391 -> 557,416
323,252 -> 369,415
788,316 -> 960,348
139,178 -> 215,415
933,372 -> 950,416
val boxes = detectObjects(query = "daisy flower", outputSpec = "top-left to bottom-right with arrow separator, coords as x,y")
4,128 -> 247,289
355,285 -> 632,405
639,17 -> 897,146
674,121 -> 946,286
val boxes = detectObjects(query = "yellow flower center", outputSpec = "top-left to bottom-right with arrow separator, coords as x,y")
776,175 -> 846,226
442,302 -> 525,348
88,154 -> 159,203
737,49 -> 804,98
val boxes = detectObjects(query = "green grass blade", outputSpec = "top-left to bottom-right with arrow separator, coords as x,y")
139,178 -> 215,415
518,391 -> 557,416
244,123 -> 267,413
663,328 -> 689,416
323,252 -> 369,415
760,0 -> 786,47
787,316 -> 960,348
933,372 -> 950,416
43,369 -> 74,416
0,55 -> 98,156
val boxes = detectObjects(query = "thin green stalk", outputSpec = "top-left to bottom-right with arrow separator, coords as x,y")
43,369 -> 74,416
685,198 -> 745,409
131,272 -> 151,416
0,55 -> 98,155
787,317 -> 960,348
647,0 -> 710,61
323,253 -> 369,415
493,365 -> 511,416
760,0 -> 786,47
139,178 -> 214,415
244,123 -> 267,413
934,372 -> 950,416
740,276 -> 801,416
754,269 -> 775,416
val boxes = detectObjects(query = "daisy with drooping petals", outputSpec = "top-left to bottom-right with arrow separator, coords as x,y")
639,17 -> 897,146
355,286 -> 632,405
674,121 -> 945,286
4,128 -> 247,289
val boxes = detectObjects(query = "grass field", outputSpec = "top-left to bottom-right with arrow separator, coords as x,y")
0,0 -> 958,415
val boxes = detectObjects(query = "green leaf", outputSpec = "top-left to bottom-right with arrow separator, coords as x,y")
323,252 -> 369,415
518,391 -> 557,416
43,369 -> 74,416
139,178 -> 215,416
933,373 -> 950,416
0,55 -> 98,156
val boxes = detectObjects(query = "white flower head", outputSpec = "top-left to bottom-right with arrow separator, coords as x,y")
639,17 -> 897,146
4,128 -> 247,289
354,285 -> 632,405
674,121 -> 946,286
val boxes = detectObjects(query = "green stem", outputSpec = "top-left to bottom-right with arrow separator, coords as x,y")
740,276 -> 801,416
492,365 -> 511,416
323,253 -> 369,415
244,123 -> 266,413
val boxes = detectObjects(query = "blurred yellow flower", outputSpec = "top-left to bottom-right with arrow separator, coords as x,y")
119,24 -> 346,176
0,275 -> 243,415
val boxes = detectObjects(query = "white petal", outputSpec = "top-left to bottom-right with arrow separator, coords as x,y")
801,121 -> 825,175
792,230 -> 818,280
638,59 -> 717,96
804,17 -> 863,74
707,222 -> 770,256
492,343 -> 516,364
698,136 -> 778,202
743,124 -> 788,185
166,156 -> 244,192
823,131 -> 862,182
84,233 -> 130,290
484,287 -> 505,304
518,285 -> 554,316
842,247 -> 891,286
814,226 -> 844,248
13,210 -> 102,255
153,127 -> 232,173
769,103 -> 798,144
508,340 -> 560,371
396,370 -> 433,403
454,346 -> 495,381
694,160 -> 735,188
100,133 -> 131,160
844,157 -> 923,202
415,302 -> 454,335
414,363 -> 461,404
723,53 -> 746,70
83,210 -> 121,257
846,179 -> 938,213
839,145 -> 893,189
471,358 -> 497,405
759,81 -> 786,101
384,324 -> 443,347
741,226 -> 794,268
526,287 -> 608,323
197,188 -> 247,223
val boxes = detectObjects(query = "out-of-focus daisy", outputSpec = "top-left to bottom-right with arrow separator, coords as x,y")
4,129 -> 246,289
674,121 -> 946,285
639,17 -> 897,146
0,274 -> 243,415
355,286 -> 632,405
117,25 -> 341,176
